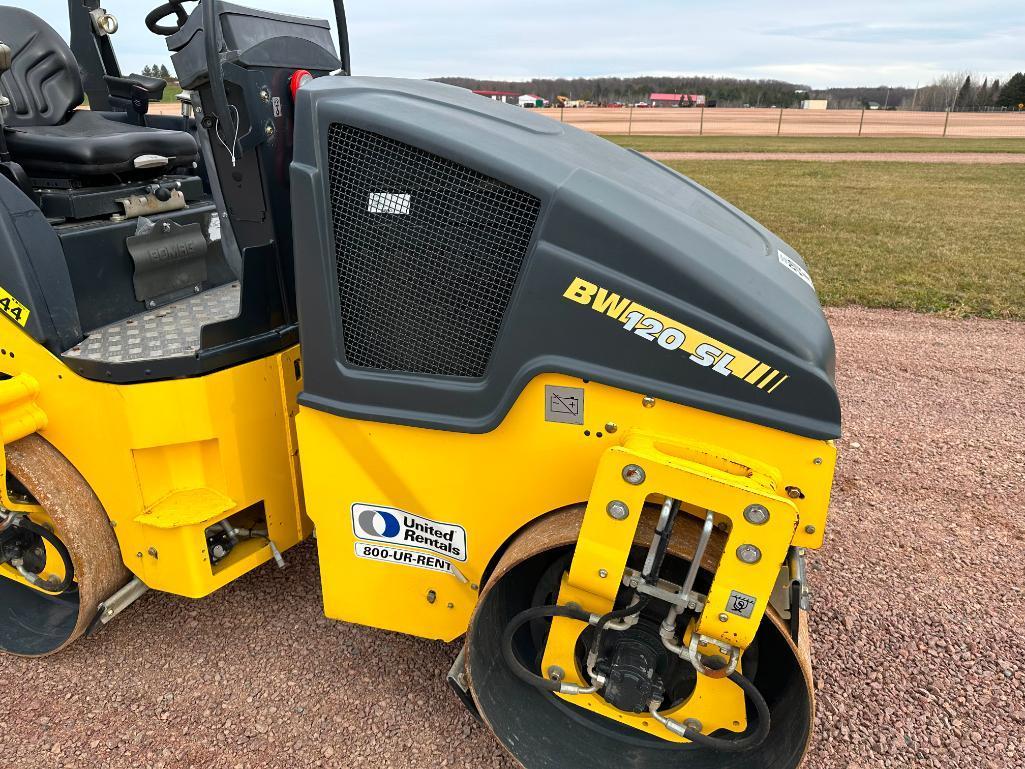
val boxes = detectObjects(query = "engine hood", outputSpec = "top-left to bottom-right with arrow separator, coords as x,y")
291,77 -> 840,440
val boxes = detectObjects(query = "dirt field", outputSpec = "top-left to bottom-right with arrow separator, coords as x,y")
1,307 -> 1021,769
537,107 -> 1025,139
646,151 -> 1025,164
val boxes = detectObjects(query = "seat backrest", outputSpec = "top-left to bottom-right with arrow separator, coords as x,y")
0,6 -> 83,127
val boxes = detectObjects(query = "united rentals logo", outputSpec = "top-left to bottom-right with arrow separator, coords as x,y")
351,503 -> 467,562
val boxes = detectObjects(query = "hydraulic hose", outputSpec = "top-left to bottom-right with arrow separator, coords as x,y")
12,515 -> 75,594
502,604 -> 594,692
656,669 -> 771,752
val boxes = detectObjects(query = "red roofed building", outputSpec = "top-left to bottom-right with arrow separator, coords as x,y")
649,93 -> 684,107
649,93 -> 707,108
473,90 -> 519,104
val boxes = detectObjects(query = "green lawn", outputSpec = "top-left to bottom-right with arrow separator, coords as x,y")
608,136 -> 1025,154
664,161 -> 1025,319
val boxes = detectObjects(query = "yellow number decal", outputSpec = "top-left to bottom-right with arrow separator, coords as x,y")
0,285 -> 29,327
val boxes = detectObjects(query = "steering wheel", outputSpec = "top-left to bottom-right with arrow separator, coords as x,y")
145,0 -> 199,36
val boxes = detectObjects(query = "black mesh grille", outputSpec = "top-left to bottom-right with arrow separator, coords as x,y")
326,124 -> 542,378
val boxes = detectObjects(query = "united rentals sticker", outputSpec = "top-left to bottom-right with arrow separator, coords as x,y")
353,542 -> 457,574
351,503 -> 467,562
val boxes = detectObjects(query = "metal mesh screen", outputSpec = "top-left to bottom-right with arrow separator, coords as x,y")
327,124 -> 541,378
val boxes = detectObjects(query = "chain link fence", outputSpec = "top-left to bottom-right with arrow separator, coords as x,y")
538,107 -> 1025,138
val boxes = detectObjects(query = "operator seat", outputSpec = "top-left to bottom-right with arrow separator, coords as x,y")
0,6 -> 198,180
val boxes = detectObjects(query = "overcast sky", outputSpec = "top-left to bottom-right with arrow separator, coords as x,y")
20,0 -> 1025,88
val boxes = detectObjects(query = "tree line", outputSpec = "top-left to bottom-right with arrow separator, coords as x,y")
435,76 -> 812,108
437,72 -> 1025,111
141,64 -> 173,81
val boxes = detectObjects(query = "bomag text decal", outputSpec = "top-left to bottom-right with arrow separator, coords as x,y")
563,277 -> 788,394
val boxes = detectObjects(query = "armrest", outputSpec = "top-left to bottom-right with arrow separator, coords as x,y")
104,74 -> 167,101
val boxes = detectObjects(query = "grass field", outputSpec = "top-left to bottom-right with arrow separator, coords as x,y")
664,160 -> 1025,318
609,136 -> 1025,154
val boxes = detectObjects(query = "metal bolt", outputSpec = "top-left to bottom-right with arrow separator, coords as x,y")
642,396 -> 656,408
718,613 -> 729,623
743,504 -> 770,525
683,718 -> 703,733
598,568 -> 609,579
265,123 -> 275,137
605,422 -> 619,434
147,547 -> 158,559
259,87 -> 271,103
804,524 -> 817,535
786,486 -> 805,499
193,285 -> 202,294
736,544 -> 762,564
622,464 -> 646,485
447,602 -> 455,609
426,590 -> 437,604
104,608 -> 114,618
135,551 -> 143,558
813,457 -> 823,465
470,583 -> 479,592
606,500 -> 630,520
547,666 -> 565,682
162,222 -> 172,233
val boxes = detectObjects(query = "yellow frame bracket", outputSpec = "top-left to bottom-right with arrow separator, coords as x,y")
541,430 -> 799,741
0,374 -> 47,512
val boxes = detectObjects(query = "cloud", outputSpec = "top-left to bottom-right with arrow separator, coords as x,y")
10,0 -> 1025,88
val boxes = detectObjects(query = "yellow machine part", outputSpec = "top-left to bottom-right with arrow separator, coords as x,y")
297,372 -> 835,643
540,429 -> 803,741
0,319 -> 309,598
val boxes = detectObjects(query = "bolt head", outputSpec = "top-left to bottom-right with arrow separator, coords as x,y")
604,422 -> 619,434
598,568 -> 609,579
736,544 -> 762,564
804,524 -> 817,535
786,486 -> 805,499
426,590 -> 437,604
813,457 -> 823,465
547,666 -> 565,682
683,718 -> 703,733
718,613 -> 729,622
743,504 -> 770,525
606,500 -> 630,520
642,396 -> 656,408
622,464 -> 646,485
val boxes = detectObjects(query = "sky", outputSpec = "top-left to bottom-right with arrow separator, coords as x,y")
19,1 -> 1025,89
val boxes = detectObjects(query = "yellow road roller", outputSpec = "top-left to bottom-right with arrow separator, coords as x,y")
0,2 -> 839,766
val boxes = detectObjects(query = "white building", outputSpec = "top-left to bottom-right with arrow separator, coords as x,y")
518,94 -> 549,108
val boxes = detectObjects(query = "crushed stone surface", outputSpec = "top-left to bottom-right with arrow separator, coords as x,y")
1,306 -> 1022,768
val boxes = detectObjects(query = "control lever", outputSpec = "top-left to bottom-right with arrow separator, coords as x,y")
131,85 -> 151,127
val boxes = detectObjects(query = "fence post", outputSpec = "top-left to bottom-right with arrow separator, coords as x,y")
777,107 -> 784,136
560,105 -> 565,123
942,109 -> 951,138
628,105 -> 634,136
699,106 -> 705,136
858,109 -> 866,136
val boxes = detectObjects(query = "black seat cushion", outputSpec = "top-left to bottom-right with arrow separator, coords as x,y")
5,111 -> 199,177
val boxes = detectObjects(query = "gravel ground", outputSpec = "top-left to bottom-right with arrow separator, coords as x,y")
2,306 -> 1023,769
645,151 -> 1025,164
